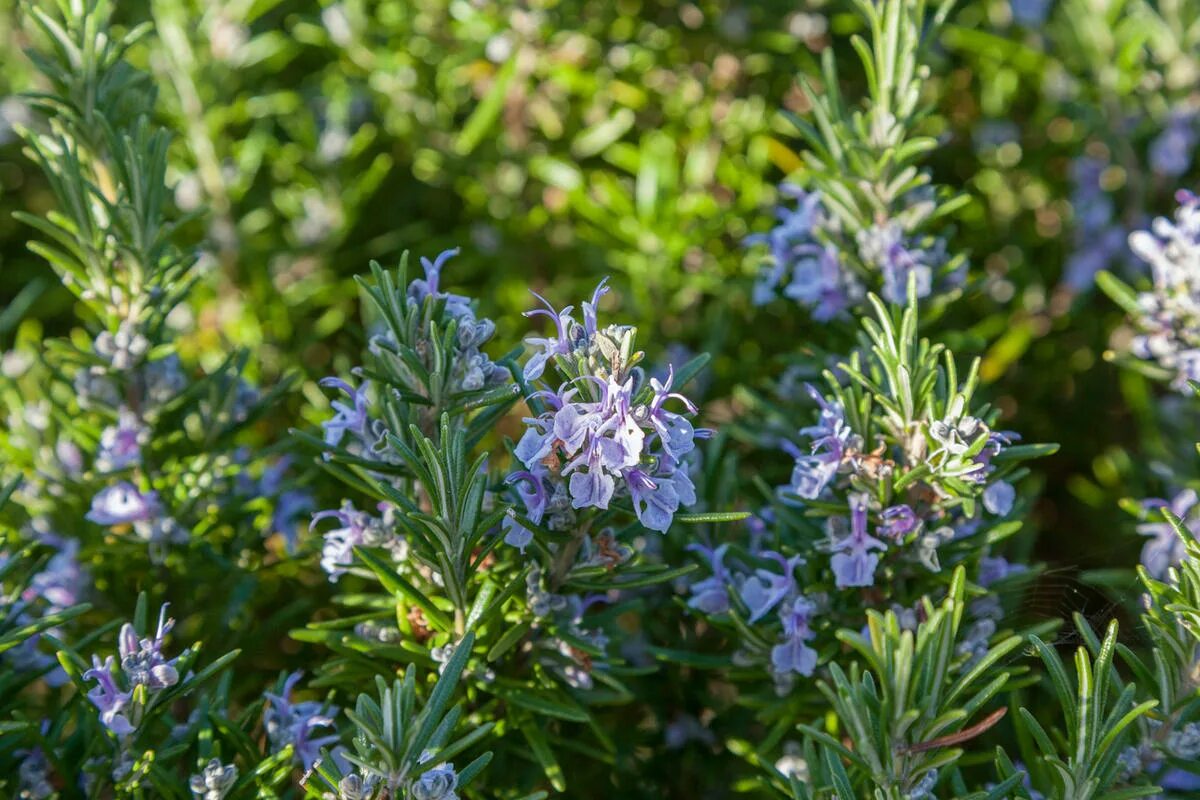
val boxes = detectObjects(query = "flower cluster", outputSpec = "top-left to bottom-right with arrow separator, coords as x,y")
781,381 -> 1020,589
506,280 -> 703,542
748,186 -> 863,319
317,248 -> 509,463
748,186 -> 960,318
83,604 -> 180,737
1120,191 -> 1200,389
401,248 -> 506,393
311,501 -> 406,581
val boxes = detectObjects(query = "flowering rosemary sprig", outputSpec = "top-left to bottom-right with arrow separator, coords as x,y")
688,288 -> 1054,697
750,0 -> 969,316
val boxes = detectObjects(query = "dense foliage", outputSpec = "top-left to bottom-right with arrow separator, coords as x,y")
2,0 -> 1200,798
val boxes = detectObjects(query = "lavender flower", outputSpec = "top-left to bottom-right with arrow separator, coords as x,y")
86,482 -> 161,525
748,186 -> 863,319
311,502 -> 403,581
1138,489 -> 1200,579
739,551 -> 804,623
96,407 -> 149,471
828,493 -> 887,588
770,595 -> 818,677
190,759 -> 237,800
856,223 -> 942,304
512,284 -> 703,533
879,504 -> 920,539
319,377 -> 373,449
502,470 -> 546,553
978,555 -> 1028,587
16,748 -> 54,799
411,762 -> 460,800
1122,192 -> 1200,389
685,543 -> 731,614
400,247 -> 504,391
263,672 -> 340,768
118,604 -> 180,690
1149,112 -> 1198,178
982,480 -> 1015,516
783,385 -> 858,501
83,656 -> 135,736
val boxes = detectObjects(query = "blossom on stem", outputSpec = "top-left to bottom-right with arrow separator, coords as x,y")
118,604 -> 180,690
87,482 -> 161,525
96,407 -> 149,471
685,543 -> 731,614
770,595 -> 818,677
828,493 -> 887,588
263,671 -> 340,768
1138,489 -> 1200,579
83,656 -> 135,736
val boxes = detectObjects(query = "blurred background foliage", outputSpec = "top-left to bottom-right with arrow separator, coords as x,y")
1,0 -> 1199,792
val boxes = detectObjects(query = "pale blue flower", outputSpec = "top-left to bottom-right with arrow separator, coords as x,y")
625,467 -> 680,532
118,604 -> 179,690
86,482 -> 160,525
771,596 -> 818,677
740,551 -> 804,622
412,762 -> 459,800
983,480 -> 1015,515
264,671 -> 340,768
83,656 -> 134,736
879,504 -> 919,539
96,407 -> 148,471
686,543 -> 731,614
829,494 -> 887,588
503,470 -> 546,553
318,377 -> 372,448
1138,489 -> 1199,579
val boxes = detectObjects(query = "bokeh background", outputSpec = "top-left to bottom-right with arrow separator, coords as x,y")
1,0 -> 1198,791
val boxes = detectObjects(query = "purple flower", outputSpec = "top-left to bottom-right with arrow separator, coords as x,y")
978,555 -> 1027,587
1150,113 -> 1198,178
522,291 -> 579,382
515,280 -> 703,532
566,449 -> 616,510
829,494 -> 887,588
983,480 -> 1015,515
879,504 -> 919,539
318,377 -> 371,449
312,502 -> 385,581
409,248 -> 473,319
272,490 -> 314,552
1139,489 -> 1200,579
96,407 -> 149,471
642,366 -> 698,460
86,482 -> 160,525
26,539 -> 84,609
83,656 -> 134,736
264,672 -> 340,768
748,186 -> 862,318
118,604 -> 180,690
686,543 -> 731,614
771,596 -> 818,677
783,384 -> 857,501
739,551 -> 804,622
625,468 -> 680,533
503,470 -> 547,553
856,223 -> 938,304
